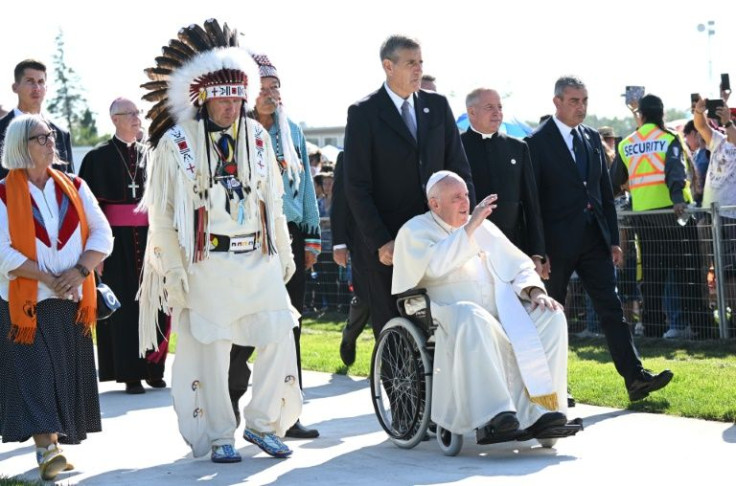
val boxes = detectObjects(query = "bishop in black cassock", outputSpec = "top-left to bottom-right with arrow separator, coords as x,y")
79,128 -> 167,393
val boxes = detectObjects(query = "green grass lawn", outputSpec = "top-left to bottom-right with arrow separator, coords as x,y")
300,313 -> 736,422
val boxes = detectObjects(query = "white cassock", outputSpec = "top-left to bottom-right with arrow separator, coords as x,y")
392,211 -> 568,434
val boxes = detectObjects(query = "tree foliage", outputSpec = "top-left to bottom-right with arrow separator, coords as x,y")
46,29 -> 107,146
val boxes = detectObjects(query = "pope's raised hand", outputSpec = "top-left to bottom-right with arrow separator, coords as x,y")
466,194 -> 498,235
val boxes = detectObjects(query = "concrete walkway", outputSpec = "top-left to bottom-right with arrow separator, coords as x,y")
1,359 -> 734,485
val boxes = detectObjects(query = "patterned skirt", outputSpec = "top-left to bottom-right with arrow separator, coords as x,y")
0,298 -> 101,443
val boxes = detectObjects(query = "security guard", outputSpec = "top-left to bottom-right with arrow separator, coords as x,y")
617,94 -> 710,338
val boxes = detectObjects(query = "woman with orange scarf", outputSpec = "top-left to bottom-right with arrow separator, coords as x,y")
0,114 -> 113,480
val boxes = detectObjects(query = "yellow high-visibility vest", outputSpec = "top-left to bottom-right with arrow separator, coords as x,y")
619,123 -> 692,211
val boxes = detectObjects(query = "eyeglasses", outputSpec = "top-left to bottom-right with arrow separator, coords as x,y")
113,110 -> 143,117
28,132 -> 56,145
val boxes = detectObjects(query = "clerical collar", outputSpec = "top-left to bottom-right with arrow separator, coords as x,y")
114,134 -> 136,148
384,82 -> 415,114
470,125 -> 497,140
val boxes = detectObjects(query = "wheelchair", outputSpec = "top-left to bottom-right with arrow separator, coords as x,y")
369,289 -> 583,456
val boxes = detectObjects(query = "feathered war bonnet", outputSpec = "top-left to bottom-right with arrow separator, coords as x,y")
141,19 -> 261,148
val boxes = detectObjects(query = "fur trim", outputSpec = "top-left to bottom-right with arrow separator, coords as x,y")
167,47 -> 261,125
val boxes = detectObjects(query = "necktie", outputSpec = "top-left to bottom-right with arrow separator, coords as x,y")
571,128 -> 587,180
401,100 -> 417,141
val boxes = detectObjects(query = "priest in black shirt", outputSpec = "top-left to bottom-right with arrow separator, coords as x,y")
462,88 -> 546,276
79,97 -> 166,394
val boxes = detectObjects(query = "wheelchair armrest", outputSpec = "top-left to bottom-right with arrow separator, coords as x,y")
396,288 -> 434,333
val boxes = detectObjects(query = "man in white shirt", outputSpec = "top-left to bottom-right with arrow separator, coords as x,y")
0,59 -> 73,177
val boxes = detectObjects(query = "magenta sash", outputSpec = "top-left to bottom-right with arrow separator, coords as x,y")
102,204 -> 149,227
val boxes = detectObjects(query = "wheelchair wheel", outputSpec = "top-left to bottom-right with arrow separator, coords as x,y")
435,424 -> 463,456
370,317 -> 433,449
538,438 -> 557,448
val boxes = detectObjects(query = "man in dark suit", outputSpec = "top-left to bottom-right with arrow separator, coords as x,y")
343,35 -> 474,338
0,59 -> 73,177
331,151 -> 371,366
525,75 -> 673,401
462,87 -> 545,270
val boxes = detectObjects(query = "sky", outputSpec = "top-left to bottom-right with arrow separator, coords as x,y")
1,0 -> 734,137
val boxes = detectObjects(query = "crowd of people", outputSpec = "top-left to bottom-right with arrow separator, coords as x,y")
0,20 -> 734,481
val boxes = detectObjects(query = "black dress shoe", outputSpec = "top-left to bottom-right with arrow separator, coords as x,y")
145,378 -> 167,388
339,339 -> 356,367
285,420 -> 319,439
476,411 -> 521,444
567,393 -> 576,408
524,412 -> 568,438
125,381 -> 145,394
627,369 -> 674,401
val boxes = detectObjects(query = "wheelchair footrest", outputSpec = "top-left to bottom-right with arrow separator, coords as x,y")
513,418 -> 583,441
517,417 -> 584,441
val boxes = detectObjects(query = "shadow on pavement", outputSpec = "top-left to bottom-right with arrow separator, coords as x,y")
98,387 -> 172,419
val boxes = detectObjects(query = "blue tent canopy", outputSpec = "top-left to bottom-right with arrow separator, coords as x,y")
456,113 -> 533,138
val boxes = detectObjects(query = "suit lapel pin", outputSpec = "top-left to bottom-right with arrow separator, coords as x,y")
510,158 -> 517,165
423,107 -> 429,113
584,132 -> 590,140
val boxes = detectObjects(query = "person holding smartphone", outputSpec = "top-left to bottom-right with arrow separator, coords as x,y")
693,96 -> 736,296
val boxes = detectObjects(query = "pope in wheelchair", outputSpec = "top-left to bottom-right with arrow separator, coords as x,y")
371,170 -> 581,455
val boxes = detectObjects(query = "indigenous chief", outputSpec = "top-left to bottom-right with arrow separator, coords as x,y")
526,76 -> 673,401
0,59 -> 73,177
228,53 -> 321,439
0,114 -> 113,480
137,20 -> 300,462
462,88 -> 545,272
343,34 -> 474,339
392,171 -> 569,443
79,97 -> 167,394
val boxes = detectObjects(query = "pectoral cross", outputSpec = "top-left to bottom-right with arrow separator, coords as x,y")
128,180 -> 139,198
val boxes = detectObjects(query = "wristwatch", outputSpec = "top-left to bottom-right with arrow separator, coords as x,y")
725,120 -> 734,129
74,263 -> 90,277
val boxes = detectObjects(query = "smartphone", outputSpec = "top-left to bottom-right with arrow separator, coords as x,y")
625,86 -> 645,105
691,93 -> 700,111
721,73 -> 731,93
706,99 -> 725,120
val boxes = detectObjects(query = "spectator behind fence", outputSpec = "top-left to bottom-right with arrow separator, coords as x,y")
618,94 -> 712,339
343,34 -> 474,340
526,76 -> 673,402
78,97 -> 167,395
683,120 -> 710,207
307,166 -> 342,313
0,114 -> 113,480
0,60 -> 73,178
331,152 -> 371,366
693,96 -> 736,289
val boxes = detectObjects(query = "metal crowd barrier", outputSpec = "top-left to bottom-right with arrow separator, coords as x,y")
307,207 -> 735,340
568,203 -> 734,340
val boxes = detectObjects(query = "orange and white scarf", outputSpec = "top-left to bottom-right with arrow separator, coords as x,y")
3,169 -> 96,344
